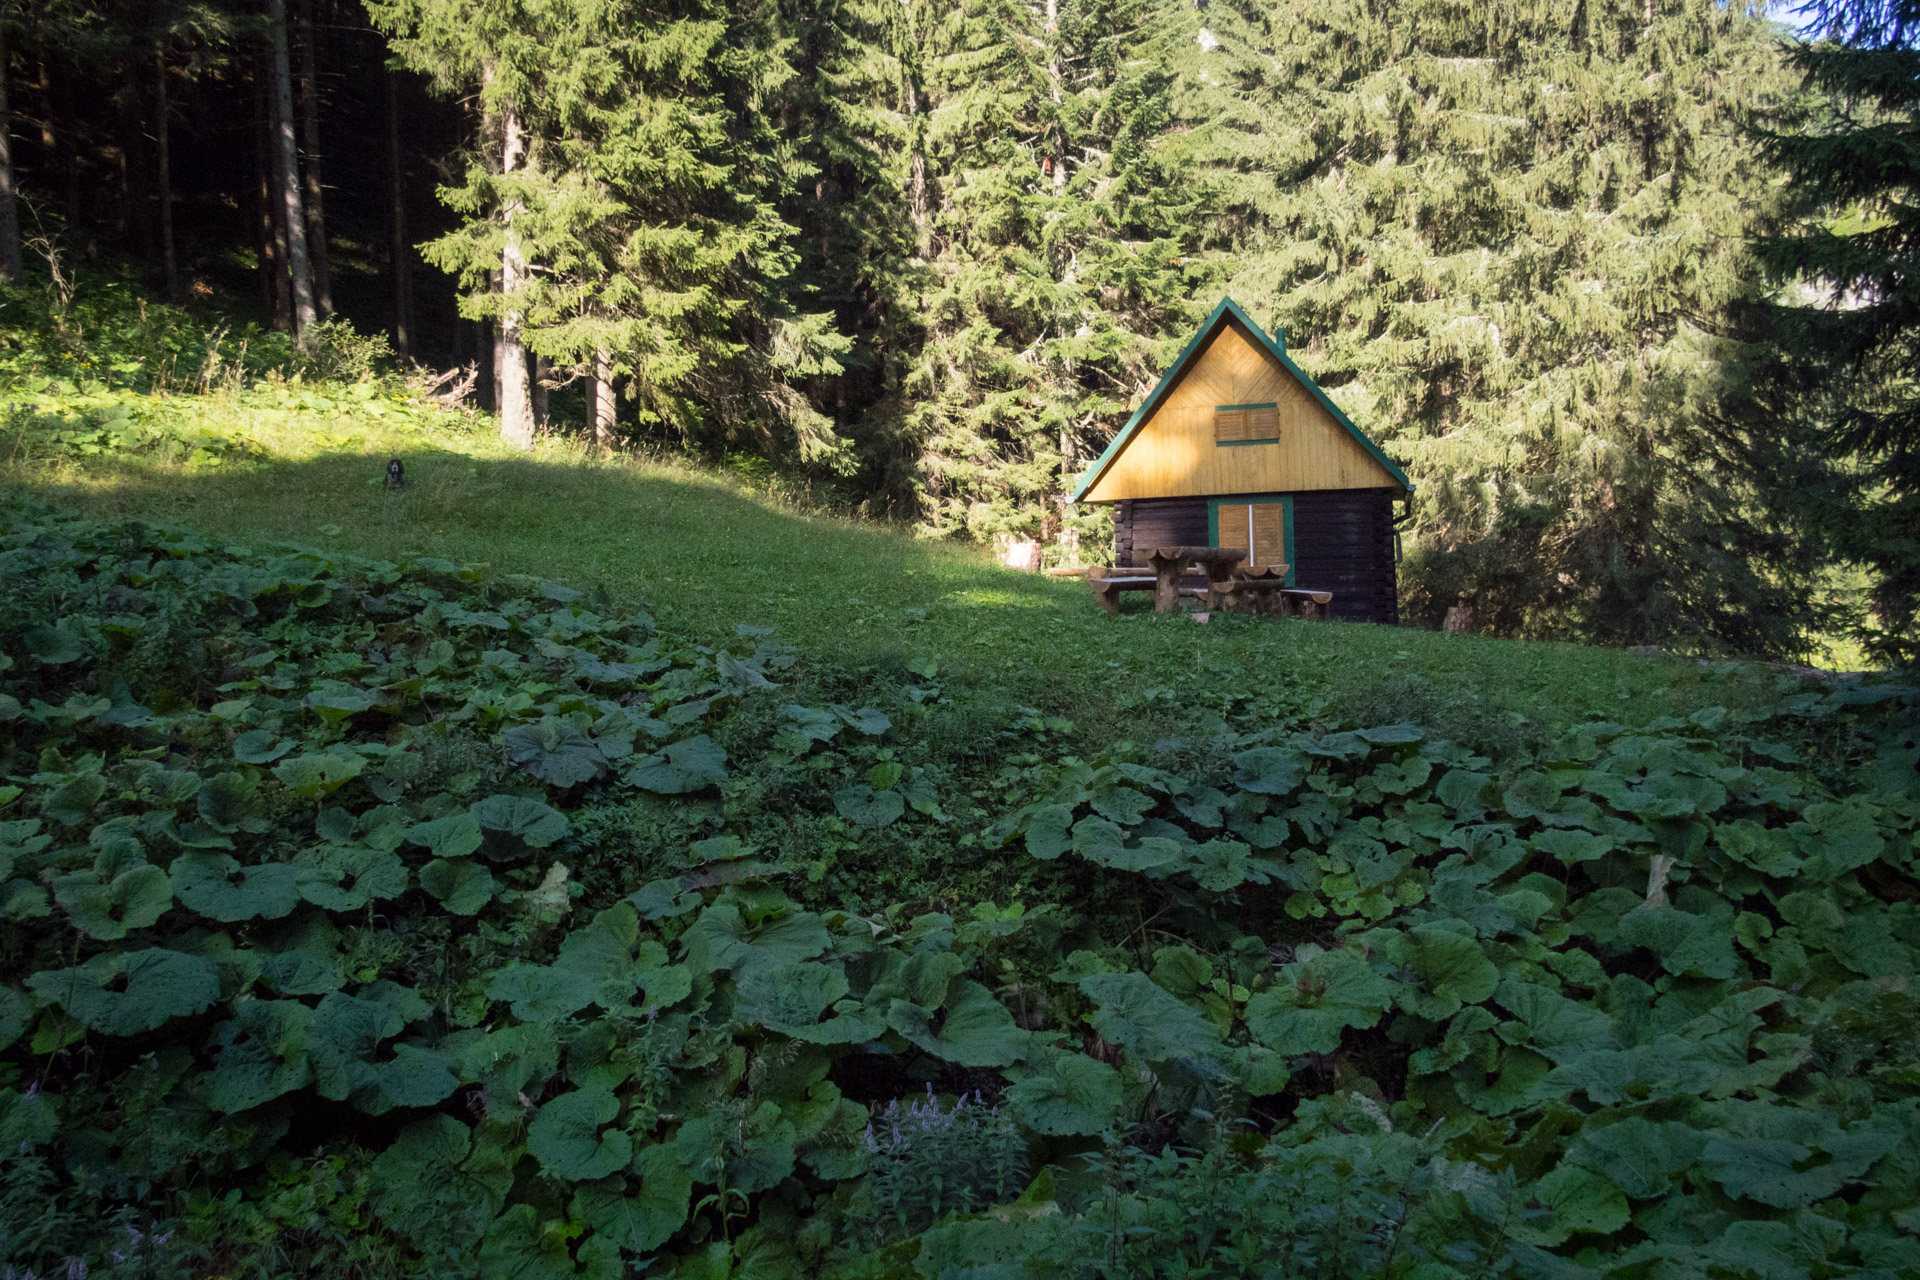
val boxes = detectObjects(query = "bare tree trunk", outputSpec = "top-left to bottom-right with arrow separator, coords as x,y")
154,42 -> 177,299
384,65 -> 411,357
256,81 -> 290,328
591,349 -> 616,452
491,63 -> 535,449
53,57 -> 81,234
530,354 -> 549,425
1046,0 -> 1066,198
295,0 -> 331,315
0,21 -> 21,285
267,0 -> 318,345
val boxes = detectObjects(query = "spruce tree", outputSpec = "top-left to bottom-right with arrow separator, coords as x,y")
1158,0 -> 1821,653
1758,0 -> 1920,662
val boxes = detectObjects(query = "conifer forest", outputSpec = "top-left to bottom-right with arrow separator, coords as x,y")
3,2 -> 1920,1278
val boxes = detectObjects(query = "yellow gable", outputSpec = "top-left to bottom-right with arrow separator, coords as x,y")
1081,318 -> 1404,503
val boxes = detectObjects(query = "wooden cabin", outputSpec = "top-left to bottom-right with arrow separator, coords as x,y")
1070,298 -> 1413,624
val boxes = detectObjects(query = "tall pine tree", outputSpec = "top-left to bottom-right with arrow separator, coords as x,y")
1759,0 -> 1920,663
1157,0 -> 1823,653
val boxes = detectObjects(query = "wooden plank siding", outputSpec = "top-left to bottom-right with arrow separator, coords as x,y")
1113,488 -> 1399,625
1083,317 -> 1401,503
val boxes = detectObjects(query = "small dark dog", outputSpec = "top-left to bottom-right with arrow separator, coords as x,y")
386,458 -> 405,489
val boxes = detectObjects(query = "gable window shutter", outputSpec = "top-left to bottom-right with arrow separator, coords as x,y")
1214,409 -> 1248,442
1248,406 -> 1278,438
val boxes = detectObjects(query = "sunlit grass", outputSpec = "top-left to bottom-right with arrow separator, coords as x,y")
4,394 -> 1790,744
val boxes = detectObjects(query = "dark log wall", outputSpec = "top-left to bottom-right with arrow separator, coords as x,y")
1112,488 -> 1400,625
1290,489 -> 1398,625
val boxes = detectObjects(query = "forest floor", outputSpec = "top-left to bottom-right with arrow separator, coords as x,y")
6,393 -> 1789,749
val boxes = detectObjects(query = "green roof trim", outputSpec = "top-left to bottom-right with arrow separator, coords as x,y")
1068,296 -> 1415,503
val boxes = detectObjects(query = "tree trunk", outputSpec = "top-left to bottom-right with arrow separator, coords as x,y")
257,82 -> 291,329
385,65 -> 411,357
53,57 -> 81,234
493,70 -> 535,449
154,42 -> 177,300
591,350 -> 616,452
295,0 -> 331,316
267,0 -> 318,345
530,354 -> 549,425
0,21 -> 21,285
1046,0 -> 1065,198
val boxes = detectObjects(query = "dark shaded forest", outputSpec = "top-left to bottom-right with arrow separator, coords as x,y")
1,0 -> 1915,661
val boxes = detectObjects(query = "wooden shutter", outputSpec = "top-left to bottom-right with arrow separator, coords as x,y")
1247,406 -> 1279,439
1214,409 -> 1249,442
1250,502 -> 1286,569
1215,503 -> 1251,555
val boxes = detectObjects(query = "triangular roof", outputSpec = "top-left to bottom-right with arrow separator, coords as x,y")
1069,297 -> 1413,502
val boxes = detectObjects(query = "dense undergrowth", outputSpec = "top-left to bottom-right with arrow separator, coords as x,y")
1,500 -> 1916,1279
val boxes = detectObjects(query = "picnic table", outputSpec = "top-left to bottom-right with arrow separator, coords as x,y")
1087,546 -> 1246,613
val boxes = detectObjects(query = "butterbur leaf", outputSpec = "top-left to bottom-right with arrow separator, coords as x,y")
206,999 -> 314,1112
1567,1117 -> 1708,1199
54,865 -> 172,939
1023,803 -> 1075,858
272,750 -> 367,799
781,705 -> 841,744
1247,949 -> 1395,1055
294,846 -> 408,911
371,1115 -> 512,1254
197,772 -> 270,834
1521,1163 -> 1630,1243
1079,971 -> 1220,1061
1393,925 -> 1499,1020
28,948 -> 219,1035
1073,817 -> 1182,872
24,622 -> 86,664
734,961 -> 849,1034
42,775 -> 107,827
528,1085 -> 632,1180
1233,747 -> 1307,796
833,784 -> 904,828
504,718 -> 609,787
1617,907 -> 1739,980
896,979 -> 1027,1067
479,1204 -> 577,1280
419,857 -> 496,914
471,794 -> 570,848
173,852 -> 303,922
406,811 -> 483,859
626,735 -> 728,794
0,987 -> 29,1052
832,705 -> 891,736
487,963 -> 595,1021
232,729 -> 296,764
1008,1051 -> 1122,1135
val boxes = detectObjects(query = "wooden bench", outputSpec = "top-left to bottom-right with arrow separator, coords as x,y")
1087,566 -> 1159,614
1205,577 -> 1333,619
1280,588 -> 1334,619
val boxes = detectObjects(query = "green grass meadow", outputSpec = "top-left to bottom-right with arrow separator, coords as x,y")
8,404 -> 1781,747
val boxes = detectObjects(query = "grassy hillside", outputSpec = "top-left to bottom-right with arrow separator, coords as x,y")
9,398 -> 1783,750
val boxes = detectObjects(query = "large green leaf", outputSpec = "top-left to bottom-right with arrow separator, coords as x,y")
833,783 -> 905,828
206,999 -> 314,1112
1392,926 -> 1499,1020
406,811 -> 484,859
487,962 -> 597,1022
734,961 -> 849,1035
1072,817 -> 1183,872
196,772 -> 270,834
172,851 -> 303,922
28,947 -> 220,1035
1079,971 -> 1220,1062
1616,907 -> 1739,981
370,1115 -> 513,1256
1022,804 -> 1076,859
41,775 -> 107,827
528,1085 -> 632,1180
625,734 -> 728,794
419,856 -> 497,915
1566,1117 -> 1707,1199
294,845 -> 408,911
891,979 -> 1028,1067
272,749 -> 367,800
1232,747 -> 1307,796
505,718 -> 609,787
53,865 -> 172,939
23,621 -> 86,664
478,1204 -> 579,1280
471,794 -> 570,848
1247,949 -> 1395,1055
1007,1051 -> 1122,1135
